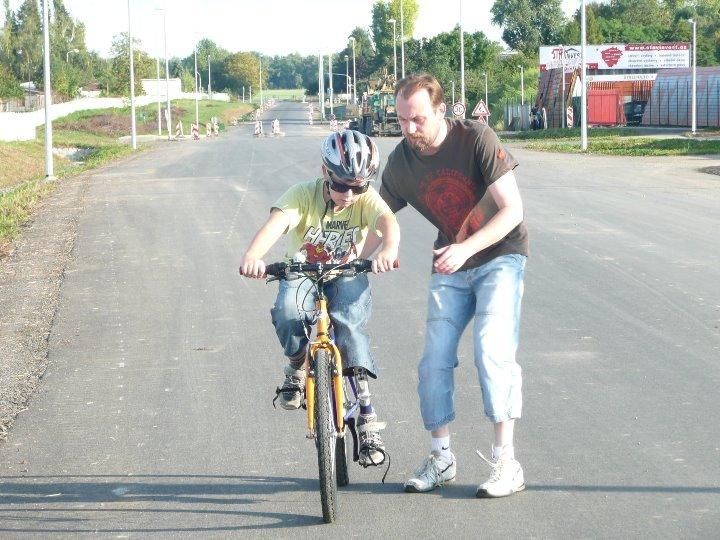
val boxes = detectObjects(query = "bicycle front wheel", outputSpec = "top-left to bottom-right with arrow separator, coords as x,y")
314,348 -> 338,523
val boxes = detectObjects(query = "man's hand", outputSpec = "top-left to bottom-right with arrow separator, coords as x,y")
240,253 -> 266,279
433,243 -> 473,275
372,247 -> 399,274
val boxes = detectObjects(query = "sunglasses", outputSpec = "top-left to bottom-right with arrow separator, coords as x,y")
328,179 -> 369,195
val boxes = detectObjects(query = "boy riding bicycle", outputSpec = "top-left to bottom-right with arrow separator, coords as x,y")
240,129 -> 400,467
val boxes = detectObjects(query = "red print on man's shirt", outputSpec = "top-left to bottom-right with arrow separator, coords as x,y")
420,169 -> 485,242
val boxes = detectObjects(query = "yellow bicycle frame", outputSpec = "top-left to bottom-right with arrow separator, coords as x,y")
306,296 -> 345,436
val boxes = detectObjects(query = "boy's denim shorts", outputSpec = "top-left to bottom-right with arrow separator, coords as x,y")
271,273 -> 378,378
418,254 -> 526,430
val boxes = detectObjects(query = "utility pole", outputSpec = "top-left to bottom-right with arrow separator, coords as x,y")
127,0 -> 137,150
194,45 -> 199,128
581,0 -> 588,151
318,53 -> 325,120
208,56 -> 212,100
156,57 -> 161,135
400,0 -> 405,78
41,0 -> 54,179
328,53 -> 334,117
459,0 -> 465,114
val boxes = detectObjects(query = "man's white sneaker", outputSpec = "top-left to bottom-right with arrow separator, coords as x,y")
475,450 -> 525,498
404,452 -> 456,493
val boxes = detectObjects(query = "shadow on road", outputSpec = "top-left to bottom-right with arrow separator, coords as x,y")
0,473 -> 324,533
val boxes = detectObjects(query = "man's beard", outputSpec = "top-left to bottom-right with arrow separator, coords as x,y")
407,134 -> 431,152
406,124 -> 440,153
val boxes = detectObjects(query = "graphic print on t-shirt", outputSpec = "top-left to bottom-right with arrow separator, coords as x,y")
299,218 -> 359,264
419,168 -> 490,243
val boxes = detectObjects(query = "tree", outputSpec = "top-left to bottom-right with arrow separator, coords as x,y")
223,52 -> 266,94
108,32 -> 155,96
491,0 -> 566,54
13,0 -> 42,83
0,62 -> 22,99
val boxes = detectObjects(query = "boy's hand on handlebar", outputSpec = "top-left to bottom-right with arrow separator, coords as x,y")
240,254 -> 267,279
372,248 -> 399,274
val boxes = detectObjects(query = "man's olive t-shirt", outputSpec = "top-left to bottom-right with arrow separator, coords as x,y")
380,119 -> 528,270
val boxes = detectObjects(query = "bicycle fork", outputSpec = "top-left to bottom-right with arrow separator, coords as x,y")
306,297 -> 345,438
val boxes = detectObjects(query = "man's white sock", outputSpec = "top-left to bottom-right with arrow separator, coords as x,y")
431,436 -> 453,463
493,444 -> 515,461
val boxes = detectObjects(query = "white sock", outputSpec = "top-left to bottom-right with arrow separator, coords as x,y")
431,436 -> 453,462
493,444 -> 515,461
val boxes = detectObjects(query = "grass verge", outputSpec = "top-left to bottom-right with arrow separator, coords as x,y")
501,127 -> 640,140
0,177 -> 55,257
525,137 -> 720,156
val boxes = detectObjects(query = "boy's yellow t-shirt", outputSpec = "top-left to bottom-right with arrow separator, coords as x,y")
273,178 -> 391,264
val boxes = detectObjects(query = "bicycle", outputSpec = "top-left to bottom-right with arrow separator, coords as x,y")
264,258 -> 390,523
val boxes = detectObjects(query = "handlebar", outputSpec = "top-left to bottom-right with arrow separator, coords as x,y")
266,259 -> 372,279
264,258 -> 398,281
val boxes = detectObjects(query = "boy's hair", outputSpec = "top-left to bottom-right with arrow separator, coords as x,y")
394,73 -> 445,109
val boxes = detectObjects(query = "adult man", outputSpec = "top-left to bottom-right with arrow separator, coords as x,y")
379,74 -> 529,498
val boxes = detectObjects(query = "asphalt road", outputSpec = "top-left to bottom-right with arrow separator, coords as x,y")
0,101 -> 719,538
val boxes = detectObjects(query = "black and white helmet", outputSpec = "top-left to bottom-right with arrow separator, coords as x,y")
321,129 -> 380,181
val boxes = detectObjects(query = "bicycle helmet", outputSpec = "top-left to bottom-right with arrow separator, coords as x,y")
321,129 -> 380,181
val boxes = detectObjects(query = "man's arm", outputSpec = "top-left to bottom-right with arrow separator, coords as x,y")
239,209 -> 291,278
433,170 -> 523,274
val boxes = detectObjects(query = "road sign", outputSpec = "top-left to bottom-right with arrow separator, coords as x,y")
452,102 -> 466,118
471,100 -> 491,117
566,106 -> 574,128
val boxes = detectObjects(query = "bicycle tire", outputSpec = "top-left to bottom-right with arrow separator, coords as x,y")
314,348 -> 338,523
335,428 -> 349,487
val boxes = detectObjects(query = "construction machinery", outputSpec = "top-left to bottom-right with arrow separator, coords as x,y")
348,70 -> 402,137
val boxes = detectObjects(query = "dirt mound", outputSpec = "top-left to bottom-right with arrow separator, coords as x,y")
55,106 -> 187,137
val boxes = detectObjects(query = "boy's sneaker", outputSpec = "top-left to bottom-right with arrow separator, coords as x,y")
404,452 -> 456,493
357,413 -> 387,466
475,450 -> 525,498
273,365 -> 306,410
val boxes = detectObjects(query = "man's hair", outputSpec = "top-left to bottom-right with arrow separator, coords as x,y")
394,73 -> 445,108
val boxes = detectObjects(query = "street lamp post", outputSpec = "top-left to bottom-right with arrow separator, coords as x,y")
481,71 -> 488,107
156,57 -> 161,135
328,53 -> 334,117
581,0 -> 588,150
459,0 -> 465,112
194,44 -> 199,129
127,0 -> 137,150
561,46 -> 566,128
349,37 -> 357,103
208,55 -> 212,100
388,18 -> 397,81
41,0 -> 54,179
689,18 -> 697,134
518,65 -> 524,105
259,57 -> 263,109
66,48 -> 78,62
318,53 -> 325,120
400,0 -> 405,78
344,54 -> 351,105
155,8 -> 171,140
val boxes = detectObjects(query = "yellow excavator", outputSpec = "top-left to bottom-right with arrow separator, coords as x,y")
348,69 -> 402,137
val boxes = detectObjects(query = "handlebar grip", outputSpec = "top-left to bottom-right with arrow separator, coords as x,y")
264,262 -> 286,276
354,259 -> 373,272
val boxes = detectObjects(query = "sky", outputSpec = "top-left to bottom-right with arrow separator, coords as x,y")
5,0 -> 579,59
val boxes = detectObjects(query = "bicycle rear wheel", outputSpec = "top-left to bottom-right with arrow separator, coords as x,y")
335,428 -> 349,487
314,348 -> 338,523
